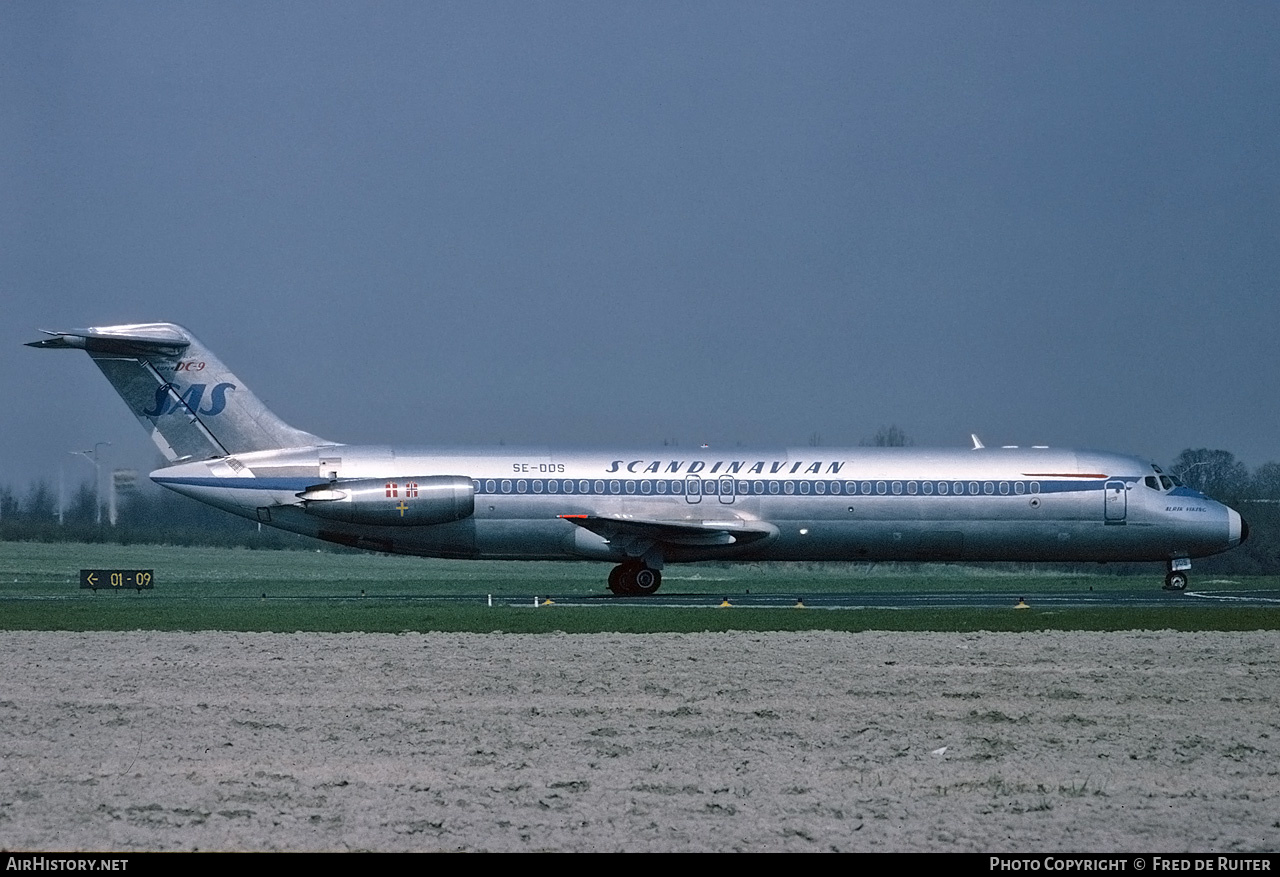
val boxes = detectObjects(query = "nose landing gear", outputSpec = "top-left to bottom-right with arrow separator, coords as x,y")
608,561 -> 663,596
1163,559 -> 1190,591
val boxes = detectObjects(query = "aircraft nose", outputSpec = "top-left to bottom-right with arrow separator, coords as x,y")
1229,508 -> 1248,546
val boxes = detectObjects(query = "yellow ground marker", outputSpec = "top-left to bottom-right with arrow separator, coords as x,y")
1014,597 -> 1030,609
718,598 -> 733,608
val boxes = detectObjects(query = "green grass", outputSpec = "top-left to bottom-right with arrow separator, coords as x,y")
1,540 -> 1276,633
3,602 -> 1276,634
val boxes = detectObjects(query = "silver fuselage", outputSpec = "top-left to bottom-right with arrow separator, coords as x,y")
153,444 -> 1243,565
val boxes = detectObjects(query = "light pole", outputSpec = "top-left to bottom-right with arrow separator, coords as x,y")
71,441 -> 110,526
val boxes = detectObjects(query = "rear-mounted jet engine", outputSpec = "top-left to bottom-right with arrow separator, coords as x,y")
297,476 -> 474,526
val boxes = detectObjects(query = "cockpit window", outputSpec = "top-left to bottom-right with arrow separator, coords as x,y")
1145,476 -> 1160,490
1160,475 -> 1174,490
1151,464 -> 1164,474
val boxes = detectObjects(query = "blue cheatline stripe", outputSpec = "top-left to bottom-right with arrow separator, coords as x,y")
154,474 -> 1133,497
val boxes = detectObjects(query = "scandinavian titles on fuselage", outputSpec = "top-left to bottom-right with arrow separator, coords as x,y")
603,459 -> 848,475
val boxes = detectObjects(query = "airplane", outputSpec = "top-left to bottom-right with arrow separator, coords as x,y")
28,322 -> 1247,595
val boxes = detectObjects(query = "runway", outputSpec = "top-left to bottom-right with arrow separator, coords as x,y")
505,586 -> 1280,610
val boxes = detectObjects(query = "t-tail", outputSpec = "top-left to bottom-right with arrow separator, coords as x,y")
27,322 -> 328,462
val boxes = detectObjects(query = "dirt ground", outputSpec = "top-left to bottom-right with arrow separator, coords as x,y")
1,630 -> 1276,852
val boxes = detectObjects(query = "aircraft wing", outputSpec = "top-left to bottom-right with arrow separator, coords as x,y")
559,513 -> 776,548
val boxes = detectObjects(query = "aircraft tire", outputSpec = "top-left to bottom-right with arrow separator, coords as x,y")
607,563 -> 662,596
631,566 -> 661,596
1163,571 -> 1188,591
608,565 -> 627,596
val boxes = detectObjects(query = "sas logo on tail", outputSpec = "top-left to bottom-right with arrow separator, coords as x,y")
142,382 -> 235,417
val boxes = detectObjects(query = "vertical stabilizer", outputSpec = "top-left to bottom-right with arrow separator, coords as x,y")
27,322 -> 329,462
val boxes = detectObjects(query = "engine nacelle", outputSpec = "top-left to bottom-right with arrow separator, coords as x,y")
297,476 -> 474,526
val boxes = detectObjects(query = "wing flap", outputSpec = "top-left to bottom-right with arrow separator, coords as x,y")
559,514 -> 776,547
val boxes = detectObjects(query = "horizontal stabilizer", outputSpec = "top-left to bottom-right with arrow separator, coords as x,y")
27,325 -> 192,355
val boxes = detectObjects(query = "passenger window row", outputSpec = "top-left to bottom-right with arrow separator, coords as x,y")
474,479 -> 1045,497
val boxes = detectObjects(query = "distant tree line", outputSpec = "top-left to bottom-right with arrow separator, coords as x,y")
0,478 -> 318,551
2,446 -> 1278,572
1164,449 -> 1280,576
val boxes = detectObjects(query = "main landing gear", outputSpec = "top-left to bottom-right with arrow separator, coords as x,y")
608,561 -> 662,596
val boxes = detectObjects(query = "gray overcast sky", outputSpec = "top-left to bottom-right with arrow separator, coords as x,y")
3,2 -> 1279,487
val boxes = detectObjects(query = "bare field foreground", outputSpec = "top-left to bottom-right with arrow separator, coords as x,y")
1,630 -> 1276,853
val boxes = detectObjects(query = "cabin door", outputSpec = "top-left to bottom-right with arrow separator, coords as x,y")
1104,480 -> 1127,522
